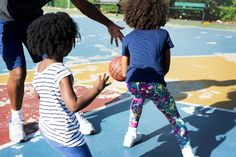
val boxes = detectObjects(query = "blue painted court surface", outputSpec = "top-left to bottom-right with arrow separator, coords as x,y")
1,99 -> 236,157
79,100 -> 236,157
0,15 -> 236,157
0,16 -> 235,73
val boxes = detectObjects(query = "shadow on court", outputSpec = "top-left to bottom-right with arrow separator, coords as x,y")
167,79 -> 236,108
24,122 -> 39,141
139,106 -> 236,157
1,80 -> 236,157
85,90 -> 236,157
86,93 -> 131,134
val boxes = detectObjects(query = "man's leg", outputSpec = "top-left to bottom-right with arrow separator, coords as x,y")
8,67 -> 26,111
0,20 -> 28,142
8,67 -> 27,142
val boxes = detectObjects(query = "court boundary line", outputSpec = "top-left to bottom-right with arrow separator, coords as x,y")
0,96 -> 132,150
166,23 -> 236,32
44,11 -> 236,33
1,52 -> 236,83
0,96 -> 235,150
83,96 -> 236,115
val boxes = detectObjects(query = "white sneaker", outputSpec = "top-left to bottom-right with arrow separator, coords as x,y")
9,118 -> 26,143
181,145 -> 195,157
123,132 -> 143,147
76,112 -> 95,135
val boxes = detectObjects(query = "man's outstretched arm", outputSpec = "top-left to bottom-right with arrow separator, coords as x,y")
71,0 -> 124,46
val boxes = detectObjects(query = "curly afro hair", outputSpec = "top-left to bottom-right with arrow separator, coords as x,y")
27,12 -> 79,61
123,0 -> 170,30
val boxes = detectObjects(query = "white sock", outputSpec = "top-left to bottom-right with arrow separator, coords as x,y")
11,109 -> 23,123
181,145 -> 195,157
128,127 -> 137,136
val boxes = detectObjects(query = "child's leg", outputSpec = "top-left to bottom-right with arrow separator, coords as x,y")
43,135 -> 92,157
149,83 -> 194,157
123,82 -> 145,147
128,97 -> 145,129
126,82 -> 146,130
60,144 -> 92,157
153,95 -> 190,148
123,97 -> 144,147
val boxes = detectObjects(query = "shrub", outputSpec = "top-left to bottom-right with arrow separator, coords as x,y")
48,0 -> 75,8
219,6 -> 236,21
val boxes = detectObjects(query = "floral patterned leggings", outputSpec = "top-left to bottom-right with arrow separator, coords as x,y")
127,82 -> 191,148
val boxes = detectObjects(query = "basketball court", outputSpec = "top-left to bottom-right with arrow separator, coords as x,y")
0,15 -> 236,157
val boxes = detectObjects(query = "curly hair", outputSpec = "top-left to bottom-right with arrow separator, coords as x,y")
123,0 -> 170,29
27,12 -> 79,61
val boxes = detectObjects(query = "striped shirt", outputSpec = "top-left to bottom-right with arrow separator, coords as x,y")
33,63 -> 85,147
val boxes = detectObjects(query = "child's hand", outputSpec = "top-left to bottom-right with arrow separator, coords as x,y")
94,73 -> 110,92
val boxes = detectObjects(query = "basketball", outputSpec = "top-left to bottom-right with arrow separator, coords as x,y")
109,56 -> 125,82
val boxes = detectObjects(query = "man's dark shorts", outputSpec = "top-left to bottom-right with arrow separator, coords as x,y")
0,20 -> 42,70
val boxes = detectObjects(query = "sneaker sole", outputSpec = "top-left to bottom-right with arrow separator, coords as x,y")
9,126 -> 28,143
123,134 -> 143,147
80,130 -> 96,135
10,135 -> 27,143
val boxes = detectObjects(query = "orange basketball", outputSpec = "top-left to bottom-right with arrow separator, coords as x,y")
109,56 -> 125,82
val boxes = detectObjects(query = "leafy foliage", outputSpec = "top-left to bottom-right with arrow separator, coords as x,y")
48,0 -> 236,21
169,0 -> 236,21
219,6 -> 236,21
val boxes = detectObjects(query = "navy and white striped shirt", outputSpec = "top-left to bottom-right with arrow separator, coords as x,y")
33,63 -> 85,147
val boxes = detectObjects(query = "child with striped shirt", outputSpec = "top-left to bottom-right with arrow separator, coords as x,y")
27,12 -> 109,157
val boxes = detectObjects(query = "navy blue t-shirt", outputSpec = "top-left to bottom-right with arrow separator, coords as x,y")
122,28 -> 174,86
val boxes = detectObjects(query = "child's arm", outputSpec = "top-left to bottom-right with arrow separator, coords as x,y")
163,49 -> 170,76
33,89 -> 40,99
121,55 -> 129,77
60,73 -> 110,113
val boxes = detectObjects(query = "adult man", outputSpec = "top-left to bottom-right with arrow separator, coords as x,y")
0,0 -> 123,143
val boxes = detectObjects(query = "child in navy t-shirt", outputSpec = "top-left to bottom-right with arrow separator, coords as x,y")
121,1 -> 195,157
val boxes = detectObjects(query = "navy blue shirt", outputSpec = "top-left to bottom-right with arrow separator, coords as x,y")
122,28 -> 174,86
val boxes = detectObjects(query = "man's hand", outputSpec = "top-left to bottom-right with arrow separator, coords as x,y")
71,0 -> 124,47
107,23 -> 124,47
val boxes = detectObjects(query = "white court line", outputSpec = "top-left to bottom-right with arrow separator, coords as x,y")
1,52 -> 235,77
83,95 -> 236,115
177,101 -> 236,113
166,23 -> 236,32
0,96 -> 133,150
84,95 -> 133,116
0,131 -> 41,150
172,53 -> 236,58
0,96 -> 235,150
1,53 -> 236,85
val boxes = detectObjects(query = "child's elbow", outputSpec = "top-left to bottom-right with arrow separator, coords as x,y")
67,106 -> 77,113
67,103 -> 78,113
